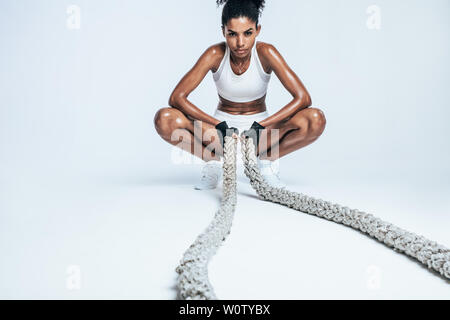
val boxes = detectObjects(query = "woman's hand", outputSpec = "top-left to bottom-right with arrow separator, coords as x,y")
240,121 -> 265,150
215,121 -> 239,148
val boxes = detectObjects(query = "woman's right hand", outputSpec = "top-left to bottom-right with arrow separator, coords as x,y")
215,121 -> 239,148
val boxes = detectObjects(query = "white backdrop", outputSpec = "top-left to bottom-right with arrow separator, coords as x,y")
1,0 -> 449,299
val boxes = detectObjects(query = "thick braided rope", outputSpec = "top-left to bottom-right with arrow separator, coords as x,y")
175,136 -> 450,300
175,135 -> 238,300
240,137 -> 450,281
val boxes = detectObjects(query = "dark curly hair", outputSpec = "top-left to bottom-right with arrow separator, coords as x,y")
216,0 -> 266,28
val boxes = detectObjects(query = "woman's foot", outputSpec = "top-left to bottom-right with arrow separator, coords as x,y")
194,159 -> 223,190
257,158 -> 287,189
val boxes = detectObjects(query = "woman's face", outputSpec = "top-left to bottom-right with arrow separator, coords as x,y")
222,16 -> 261,58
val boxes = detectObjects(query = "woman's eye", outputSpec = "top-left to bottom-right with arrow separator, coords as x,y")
228,32 -> 251,36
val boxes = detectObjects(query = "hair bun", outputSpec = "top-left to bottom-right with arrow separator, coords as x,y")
216,0 -> 266,26
250,0 -> 266,12
216,0 -> 227,6
216,0 -> 266,12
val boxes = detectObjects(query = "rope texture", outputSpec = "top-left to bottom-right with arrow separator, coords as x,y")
175,136 -> 450,300
175,136 -> 237,299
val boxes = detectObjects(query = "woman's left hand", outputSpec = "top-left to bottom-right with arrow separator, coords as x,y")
240,121 -> 266,149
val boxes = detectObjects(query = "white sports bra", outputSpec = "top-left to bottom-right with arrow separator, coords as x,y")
212,41 -> 271,103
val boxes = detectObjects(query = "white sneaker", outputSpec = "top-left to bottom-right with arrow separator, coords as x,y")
257,158 -> 287,189
194,159 -> 223,190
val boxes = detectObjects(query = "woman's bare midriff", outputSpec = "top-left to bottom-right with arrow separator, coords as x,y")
217,94 -> 267,115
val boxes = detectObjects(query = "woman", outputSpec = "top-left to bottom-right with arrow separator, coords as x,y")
154,0 -> 326,189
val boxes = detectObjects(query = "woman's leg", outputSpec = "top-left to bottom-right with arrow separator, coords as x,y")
153,107 -> 224,161
257,107 -> 327,160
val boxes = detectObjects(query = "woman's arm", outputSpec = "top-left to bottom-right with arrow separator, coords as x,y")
257,43 -> 312,127
168,44 -> 223,126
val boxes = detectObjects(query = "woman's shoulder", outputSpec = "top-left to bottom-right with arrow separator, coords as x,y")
206,42 -> 227,73
255,41 -> 275,74
255,41 -> 277,57
211,41 -> 227,52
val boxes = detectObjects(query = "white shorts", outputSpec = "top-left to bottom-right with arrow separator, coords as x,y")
213,109 -> 270,135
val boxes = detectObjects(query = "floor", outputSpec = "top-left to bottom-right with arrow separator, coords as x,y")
1,164 -> 449,299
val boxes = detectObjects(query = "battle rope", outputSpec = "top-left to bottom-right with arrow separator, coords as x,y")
175,135 -> 450,300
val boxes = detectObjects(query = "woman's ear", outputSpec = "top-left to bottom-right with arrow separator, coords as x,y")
256,24 -> 261,36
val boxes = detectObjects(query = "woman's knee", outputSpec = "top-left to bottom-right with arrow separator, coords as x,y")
153,107 -> 186,139
308,107 -> 326,135
288,106 -> 326,136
